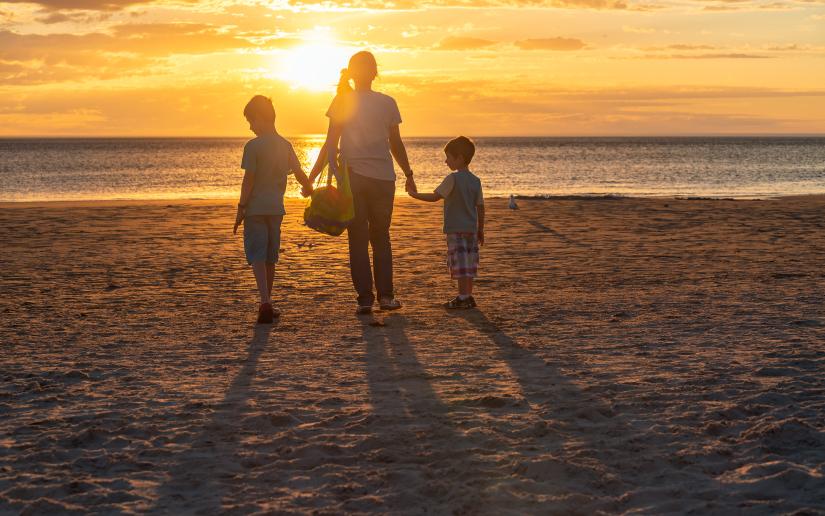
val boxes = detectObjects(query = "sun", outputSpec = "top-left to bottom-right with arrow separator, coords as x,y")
278,37 -> 352,92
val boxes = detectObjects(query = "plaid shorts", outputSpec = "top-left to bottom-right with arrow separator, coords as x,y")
446,232 -> 479,279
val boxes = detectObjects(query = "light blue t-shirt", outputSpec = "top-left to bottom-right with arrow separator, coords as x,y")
326,91 -> 402,181
241,133 -> 299,216
435,169 -> 484,234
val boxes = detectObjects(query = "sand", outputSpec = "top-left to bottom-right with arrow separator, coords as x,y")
1,196 -> 824,514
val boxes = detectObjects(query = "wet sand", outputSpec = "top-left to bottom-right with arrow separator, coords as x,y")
1,196 -> 824,514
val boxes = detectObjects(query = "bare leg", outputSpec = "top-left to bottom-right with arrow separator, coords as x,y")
266,262 -> 275,299
252,261 -> 270,304
458,277 -> 473,297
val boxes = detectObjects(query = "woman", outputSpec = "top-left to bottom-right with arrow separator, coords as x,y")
309,51 -> 416,314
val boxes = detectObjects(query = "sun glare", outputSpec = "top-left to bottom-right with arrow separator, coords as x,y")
278,35 -> 352,92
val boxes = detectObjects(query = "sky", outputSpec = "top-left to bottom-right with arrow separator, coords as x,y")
1,0 -> 824,136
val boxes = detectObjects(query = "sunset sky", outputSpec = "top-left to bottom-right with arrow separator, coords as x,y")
2,0 -> 824,136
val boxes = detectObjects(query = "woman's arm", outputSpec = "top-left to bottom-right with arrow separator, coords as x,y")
324,120 -> 344,179
307,141 -> 328,184
388,124 -> 416,194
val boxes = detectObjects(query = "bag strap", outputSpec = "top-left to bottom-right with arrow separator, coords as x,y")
313,160 -> 328,190
312,154 -> 347,189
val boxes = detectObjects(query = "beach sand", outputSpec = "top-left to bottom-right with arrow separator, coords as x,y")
1,196 -> 824,514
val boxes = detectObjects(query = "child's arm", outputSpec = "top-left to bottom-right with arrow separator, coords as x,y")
289,146 -> 314,197
409,191 -> 442,202
477,204 -> 485,245
234,169 -> 255,234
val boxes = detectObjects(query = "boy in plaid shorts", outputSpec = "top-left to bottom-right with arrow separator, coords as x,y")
409,136 -> 485,309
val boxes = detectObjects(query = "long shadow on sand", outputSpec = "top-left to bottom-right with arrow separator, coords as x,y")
448,308 -> 724,511
360,313 -> 506,513
448,307 -> 635,509
148,322 -> 273,513
526,218 -> 589,248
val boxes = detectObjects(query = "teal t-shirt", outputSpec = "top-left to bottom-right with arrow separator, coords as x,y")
435,169 -> 484,234
241,133 -> 299,216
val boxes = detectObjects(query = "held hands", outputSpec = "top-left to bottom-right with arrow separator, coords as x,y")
405,175 -> 417,194
233,206 -> 245,235
301,184 -> 314,198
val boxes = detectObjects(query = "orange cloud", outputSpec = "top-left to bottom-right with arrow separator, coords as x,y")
286,0 -> 631,10
514,37 -> 586,50
3,0 -> 156,10
434,36 -> 497,50
0,25 -> 295,64
641,53 -> 773,59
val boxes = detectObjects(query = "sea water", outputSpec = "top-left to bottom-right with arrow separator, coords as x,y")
1,137 -> 824,201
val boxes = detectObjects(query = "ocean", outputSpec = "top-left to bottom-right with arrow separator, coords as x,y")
1,137 -> 824,202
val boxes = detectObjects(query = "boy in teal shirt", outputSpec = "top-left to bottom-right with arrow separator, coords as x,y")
234,95 -> 314,323
409,136 -> 485,309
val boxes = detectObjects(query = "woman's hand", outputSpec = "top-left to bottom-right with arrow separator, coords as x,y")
405,175 -> 417,194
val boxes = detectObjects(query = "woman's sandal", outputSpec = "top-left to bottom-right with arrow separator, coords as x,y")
379,298 -> 402,311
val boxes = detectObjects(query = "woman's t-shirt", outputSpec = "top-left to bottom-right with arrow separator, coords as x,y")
326,90 -> 402,182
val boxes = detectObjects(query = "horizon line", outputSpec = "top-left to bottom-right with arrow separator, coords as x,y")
2,133 -> 825,139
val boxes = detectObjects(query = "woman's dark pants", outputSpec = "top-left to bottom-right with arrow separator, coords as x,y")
347,172 -> 395,306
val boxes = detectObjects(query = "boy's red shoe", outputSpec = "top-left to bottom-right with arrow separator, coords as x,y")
257,303 -> 274,324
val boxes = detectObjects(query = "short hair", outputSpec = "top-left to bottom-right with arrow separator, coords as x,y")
243,95 -> 275,123
444,136 -> 475,163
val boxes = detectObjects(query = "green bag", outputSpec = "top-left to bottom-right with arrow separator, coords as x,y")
303,160 -> 355,236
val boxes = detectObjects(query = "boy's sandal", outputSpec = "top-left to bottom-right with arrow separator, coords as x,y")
257,303 -> 274,324
444,297 -> 471,309
356,305 -> 373,315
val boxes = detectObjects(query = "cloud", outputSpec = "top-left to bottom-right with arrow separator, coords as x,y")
0,56 -> 154,84
0,24 -> 287,84
0,24 -> 275,64
514,37 -> 586,50
285,0 -> 631,10
434,36 -> 497,50
3,77 -> 824,136
666,53 -> 773,59
377,77 -> 825,134
666,44 -> 716,50
2,0 -> 156,11
622,25 -> 656,33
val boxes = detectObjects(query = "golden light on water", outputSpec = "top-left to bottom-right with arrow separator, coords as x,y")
302,145 -> 323,172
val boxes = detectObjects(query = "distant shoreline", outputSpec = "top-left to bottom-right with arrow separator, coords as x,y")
4,193 -> 825,209
2,135 -> 825,140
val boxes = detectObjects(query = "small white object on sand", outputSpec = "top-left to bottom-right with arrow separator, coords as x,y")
509,194 -> 519,210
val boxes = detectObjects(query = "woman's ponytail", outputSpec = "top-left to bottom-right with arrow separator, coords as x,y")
336,68 -> 352,95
